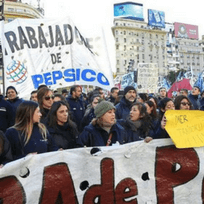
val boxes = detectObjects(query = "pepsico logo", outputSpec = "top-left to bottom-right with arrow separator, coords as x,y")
6,60 -> 28,84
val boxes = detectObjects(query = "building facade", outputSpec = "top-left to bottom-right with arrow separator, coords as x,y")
4,0 -> 43,23
112,18 -> 168,80
112,18 -> 204,81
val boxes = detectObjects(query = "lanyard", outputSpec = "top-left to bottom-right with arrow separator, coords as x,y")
106,133 -> 113,146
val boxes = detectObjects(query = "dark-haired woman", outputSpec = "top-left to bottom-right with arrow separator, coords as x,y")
155,98 -> 175,139
137,93 -> 148,103
174,95 -> 192,110
37,87 -> 54,122
144,100 -> 160,138
5,101 -> 57,160
118,102 -> 152,142
45,101 -> 78,150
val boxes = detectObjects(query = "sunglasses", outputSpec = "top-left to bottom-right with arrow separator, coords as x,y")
44,95 -> 54,101
181,102 -> 190,106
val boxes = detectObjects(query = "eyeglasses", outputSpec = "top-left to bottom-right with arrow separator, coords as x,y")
44,95 -> 54,100
181,102 -> 190,106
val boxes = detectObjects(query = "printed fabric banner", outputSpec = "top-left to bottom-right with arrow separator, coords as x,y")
0,139 -> 204,203
0,17 -> 114,97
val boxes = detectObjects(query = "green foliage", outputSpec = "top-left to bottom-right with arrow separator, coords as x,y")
166,69 -> 185,84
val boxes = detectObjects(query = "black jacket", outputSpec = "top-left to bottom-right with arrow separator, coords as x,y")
115,97 -> 135,120
46,123 -> 78,149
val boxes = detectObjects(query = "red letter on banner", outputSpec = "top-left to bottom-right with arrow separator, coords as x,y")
0,176 -> 26,203
115,178 -> 138,204
39,163 -> 78,204
155,146 -> 199,204
83,158 -> 115,203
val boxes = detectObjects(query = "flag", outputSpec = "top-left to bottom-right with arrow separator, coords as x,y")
162,77 -> 171,90
194,71 -> 204,91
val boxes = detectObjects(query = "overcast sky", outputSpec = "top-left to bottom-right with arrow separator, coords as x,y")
38,0 -> 204,38
22,0 -> 204,71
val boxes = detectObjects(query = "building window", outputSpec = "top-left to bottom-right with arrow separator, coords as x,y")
16,9 -> 23,12
117,68 -> 120,72
8,8 -> 15,12
116,45 -> 119,50
124,38 -> 126,43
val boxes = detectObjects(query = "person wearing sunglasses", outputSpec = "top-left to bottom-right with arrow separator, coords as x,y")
174,95 -> 192,110
37,87 -> 54,123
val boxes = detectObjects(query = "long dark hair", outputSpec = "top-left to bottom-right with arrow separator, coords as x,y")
145,100 -> 158,119
14,100 -> 47,145
129,102 -> 151,136
46,101 -> 78,135
174,95 -> 192,110
158,97 -> 173,119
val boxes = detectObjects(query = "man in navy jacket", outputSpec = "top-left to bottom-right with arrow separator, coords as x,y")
115,86 -> 137,120
66,85 -> 85,132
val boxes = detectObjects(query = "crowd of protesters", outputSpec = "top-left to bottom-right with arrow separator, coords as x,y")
0,84 -> 202,167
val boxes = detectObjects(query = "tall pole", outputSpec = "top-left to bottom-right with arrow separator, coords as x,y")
0,0 -> 4,95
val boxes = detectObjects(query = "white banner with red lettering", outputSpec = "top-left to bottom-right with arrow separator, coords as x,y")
0,139 -> 203,203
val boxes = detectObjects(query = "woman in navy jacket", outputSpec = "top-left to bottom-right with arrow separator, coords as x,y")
118,102 -> 152,142
5,101 -> 57,160
45,101 -> 78,149
77,101 -> 128,147
155,98 -> 175,139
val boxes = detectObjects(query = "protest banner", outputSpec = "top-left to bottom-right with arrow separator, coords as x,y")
0,17 -> 114,97
165,110 -> 204,148
121,72 -> 137,89
137,63 -> 158,93
0,139 -> 204,203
